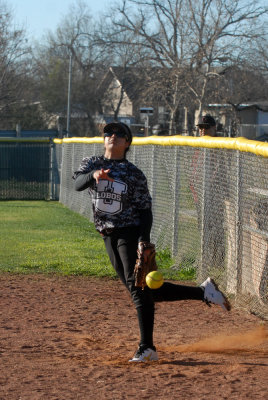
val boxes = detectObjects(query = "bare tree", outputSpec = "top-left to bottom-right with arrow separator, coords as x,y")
185,0 -> 267,121
106,0 -> 268,133
95,20 -> 151,123
249,34 -> 268,78
34,0 -> 108,136
0,1 -> 32,127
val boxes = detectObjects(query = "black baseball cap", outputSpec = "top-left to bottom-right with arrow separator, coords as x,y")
197,115 -> 216,129
103,122 -> 132,143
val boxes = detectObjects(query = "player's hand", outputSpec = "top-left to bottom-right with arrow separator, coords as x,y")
93,169 -> 114,184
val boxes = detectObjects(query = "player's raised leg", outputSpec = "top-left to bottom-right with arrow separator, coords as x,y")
200,277 -> 231,311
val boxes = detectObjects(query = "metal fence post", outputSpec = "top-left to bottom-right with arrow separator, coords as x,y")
199,148 -> 209,279
172,146 -> 180,257
235,150 -> 243,294
149,145 -> 156,218
48,139 -> 53,200
59,143 -> 65,204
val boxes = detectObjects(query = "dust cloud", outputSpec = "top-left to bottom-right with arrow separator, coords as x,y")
164,325 -> 268,354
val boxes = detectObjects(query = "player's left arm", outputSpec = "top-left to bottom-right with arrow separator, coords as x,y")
138,208 -> 153,242
132,170 -> 153,243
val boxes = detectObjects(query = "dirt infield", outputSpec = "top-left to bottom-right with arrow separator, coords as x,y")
0,274 -> 267,400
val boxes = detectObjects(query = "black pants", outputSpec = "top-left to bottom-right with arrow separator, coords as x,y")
103,227 -> 204,349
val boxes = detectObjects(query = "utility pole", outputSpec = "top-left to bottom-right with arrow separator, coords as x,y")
66,52 -> 73,137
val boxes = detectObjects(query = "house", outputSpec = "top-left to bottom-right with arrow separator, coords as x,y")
97,66 -> 170,135
196,102 -> 268,139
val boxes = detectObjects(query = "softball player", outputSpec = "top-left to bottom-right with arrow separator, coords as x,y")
73,122 -> 230,362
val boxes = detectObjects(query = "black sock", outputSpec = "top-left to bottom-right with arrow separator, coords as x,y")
136,305 -> 155,349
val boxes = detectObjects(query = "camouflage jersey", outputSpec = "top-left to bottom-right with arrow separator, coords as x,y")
73,155 -> 152,233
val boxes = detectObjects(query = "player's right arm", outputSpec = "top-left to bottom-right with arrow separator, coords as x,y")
73,157 -> 96,191
73,158 -> 114,191
74,170 -> 97,191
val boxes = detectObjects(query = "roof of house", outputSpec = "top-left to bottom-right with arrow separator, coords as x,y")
97,66 -> 147,102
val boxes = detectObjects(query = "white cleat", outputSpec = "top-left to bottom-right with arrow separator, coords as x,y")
200,277 -> 231,311
129,346 -> 158,362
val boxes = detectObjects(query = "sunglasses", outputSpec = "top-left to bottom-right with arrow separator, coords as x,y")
104,131 -> 127,139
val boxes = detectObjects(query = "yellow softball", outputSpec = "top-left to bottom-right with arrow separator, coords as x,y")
146,271 -> 164,289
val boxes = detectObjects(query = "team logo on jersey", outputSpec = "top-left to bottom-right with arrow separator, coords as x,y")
95,179 -> 127,214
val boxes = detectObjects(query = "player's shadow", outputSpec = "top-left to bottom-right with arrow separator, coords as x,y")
159,360 -> 220,366
161,351 -> 268,367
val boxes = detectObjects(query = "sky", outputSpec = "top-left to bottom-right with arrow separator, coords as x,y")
7,0 -> 111,42
7,0 -> 268,43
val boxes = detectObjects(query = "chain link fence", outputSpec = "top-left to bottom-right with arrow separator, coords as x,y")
0,140 -> 52,200
56,139 -> 268,320
1,137 -> 267,319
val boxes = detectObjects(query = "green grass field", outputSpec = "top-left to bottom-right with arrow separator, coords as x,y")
0,200 -> 195,280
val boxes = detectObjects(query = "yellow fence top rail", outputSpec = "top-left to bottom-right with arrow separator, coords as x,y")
53,135 -> 268,158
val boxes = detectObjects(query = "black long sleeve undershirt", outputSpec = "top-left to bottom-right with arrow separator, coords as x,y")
74,171 -> 153,242
138,208 -> 153,243
74,171 -> 96,191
